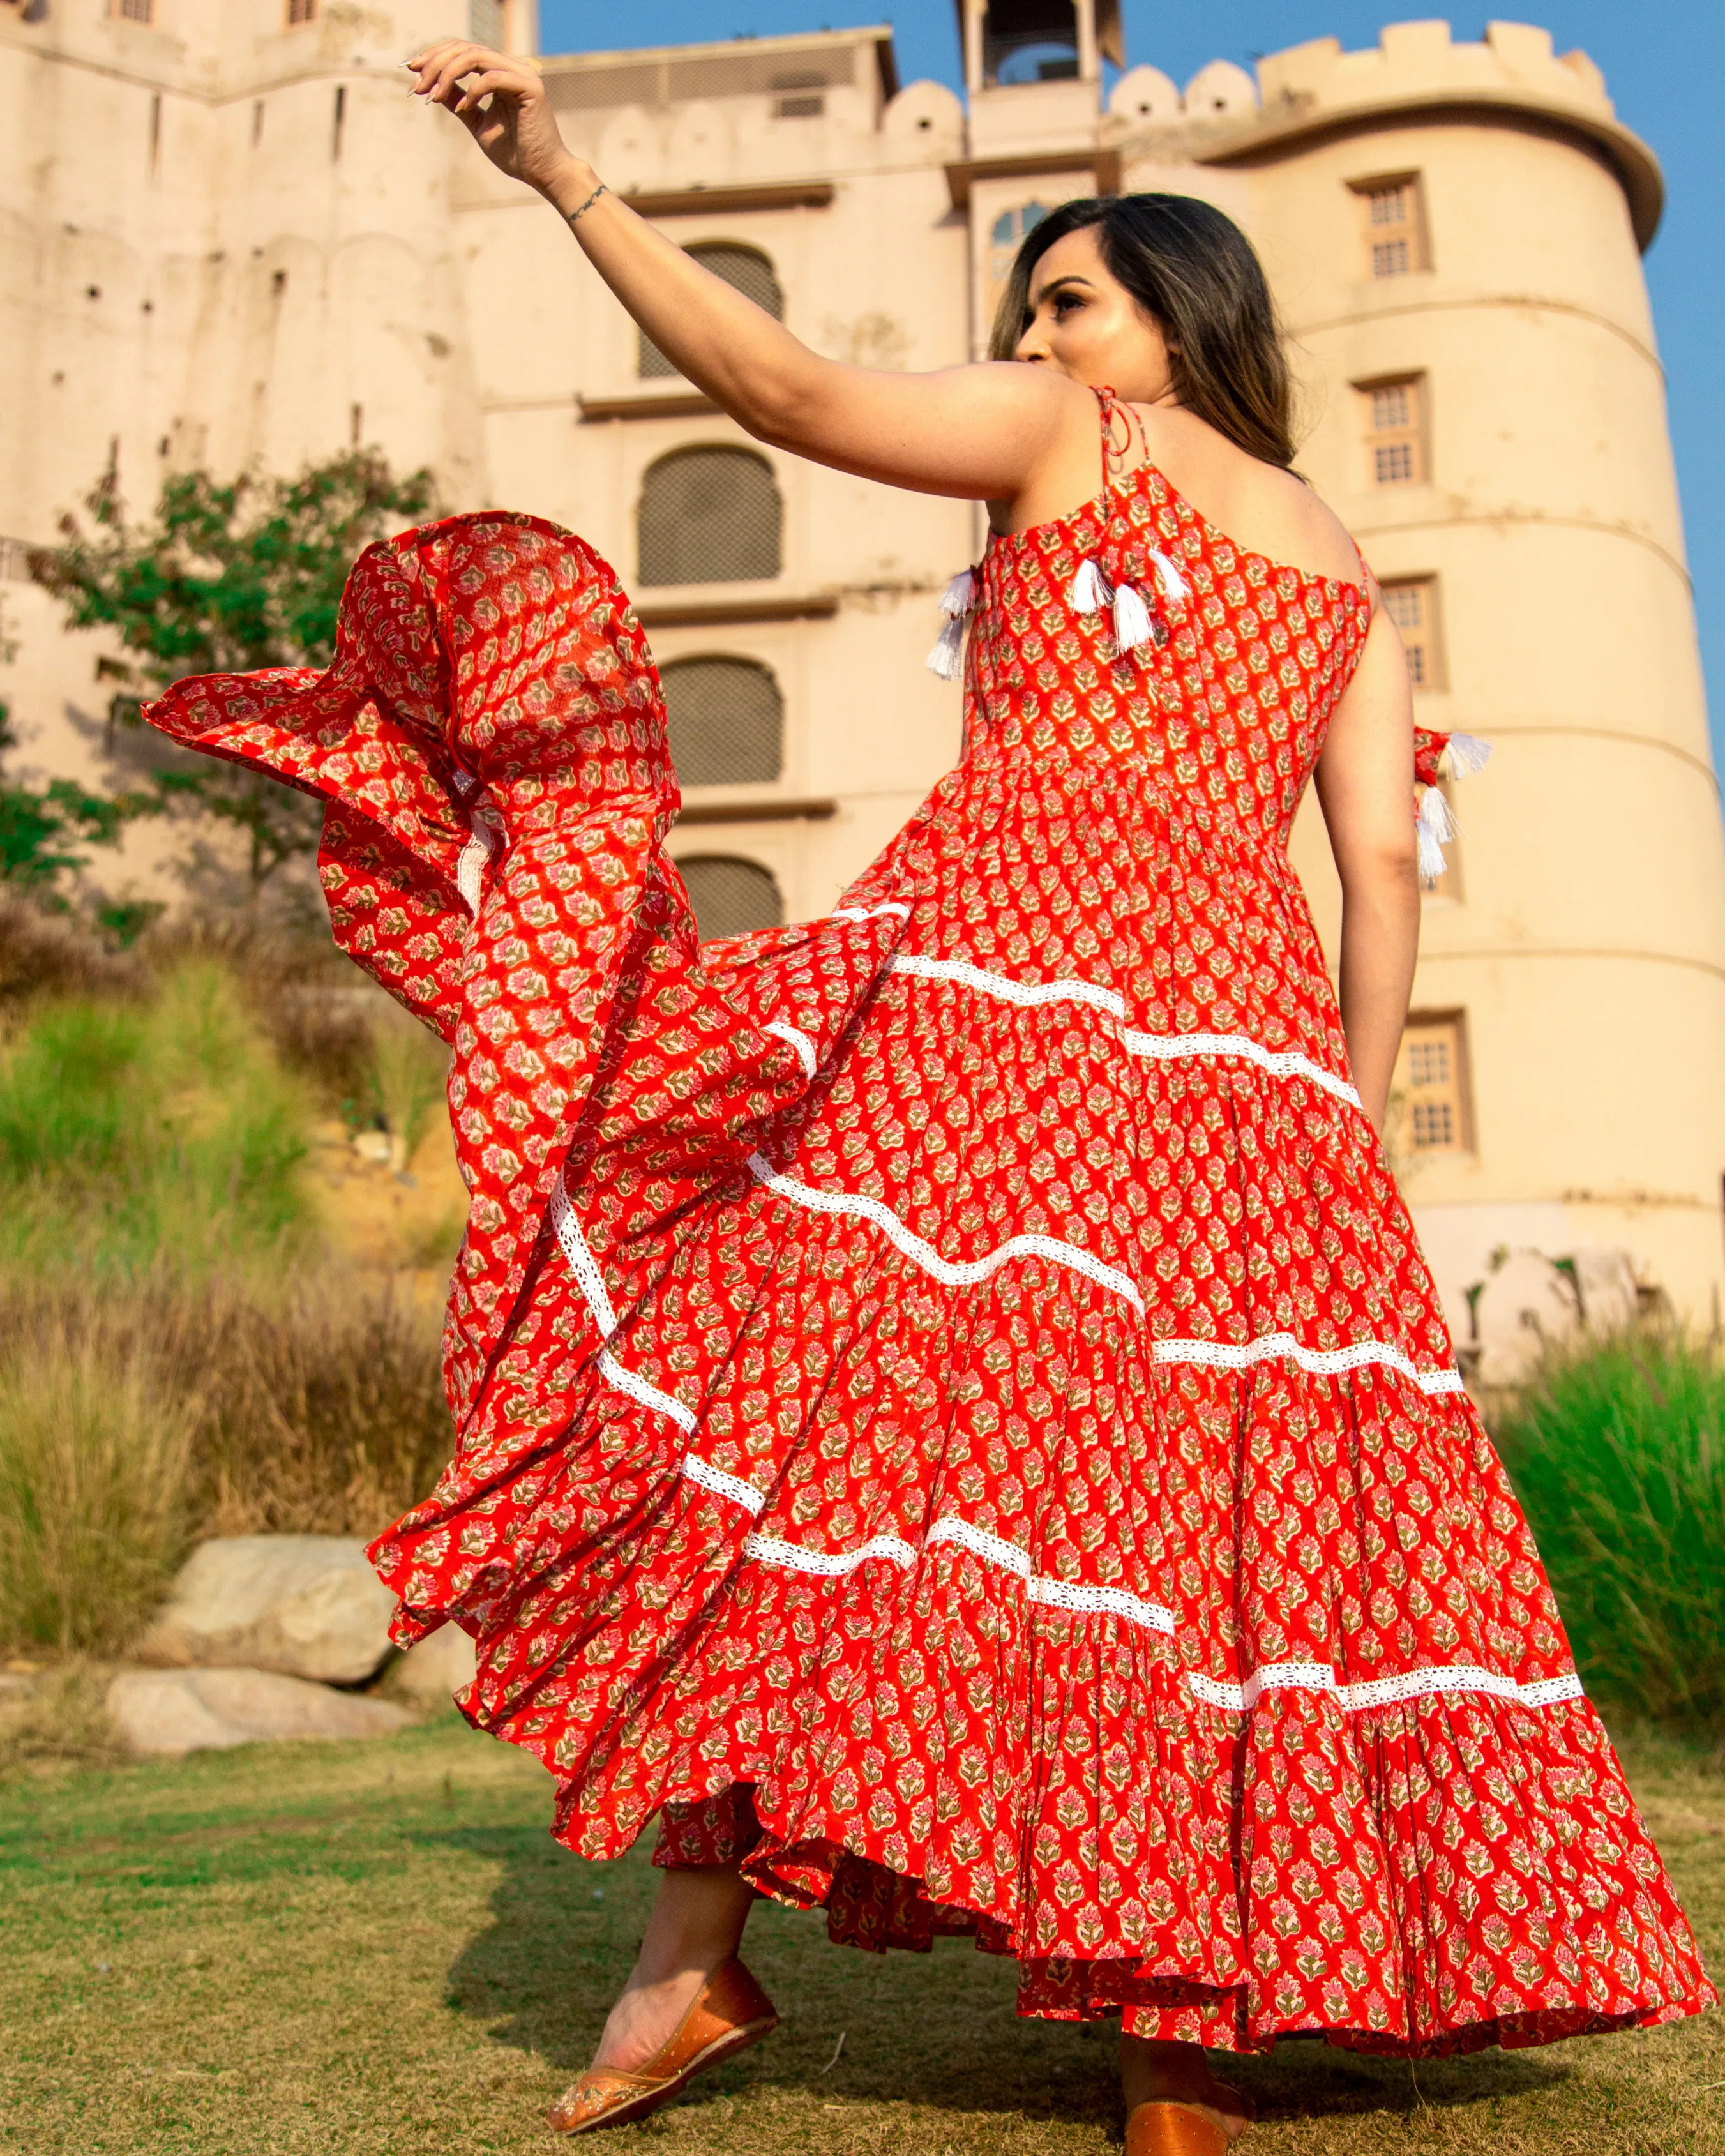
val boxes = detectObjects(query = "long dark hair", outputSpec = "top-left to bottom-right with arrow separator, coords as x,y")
990,194 -> 1297,469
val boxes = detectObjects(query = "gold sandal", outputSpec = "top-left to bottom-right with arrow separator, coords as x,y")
547,1957 -> 779,2134
1125,2100 -> 1241,2156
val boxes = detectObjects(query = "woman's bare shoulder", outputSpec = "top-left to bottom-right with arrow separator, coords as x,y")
1133,405 -> 1362,586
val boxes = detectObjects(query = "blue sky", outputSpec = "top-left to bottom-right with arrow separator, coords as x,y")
539,3 -> 1725,765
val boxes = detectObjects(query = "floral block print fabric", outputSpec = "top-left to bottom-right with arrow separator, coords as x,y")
145,403 -> 1712,2058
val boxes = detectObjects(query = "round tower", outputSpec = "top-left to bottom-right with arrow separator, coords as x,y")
1125,20 -> 1725,1329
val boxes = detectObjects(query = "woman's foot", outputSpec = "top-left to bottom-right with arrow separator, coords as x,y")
590,1863 -> 758,2073
548,1866 -> 773,2133
1121,2035 -> 1253,2143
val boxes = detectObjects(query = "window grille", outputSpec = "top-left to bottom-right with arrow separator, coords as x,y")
1354,175 -> 1426,278
1381,577 -> 1442,690
1396,1014 -> 1470,1154
677,856 -> 783,942
662,658 -> 783,786
1364,377 -> 1423,486
469,0 -> 505,43
286,0 -> 318,24
772,72 -> 825,118
638,448 -> 781,585
640,245 -> 784,379
112,0 -> 155,20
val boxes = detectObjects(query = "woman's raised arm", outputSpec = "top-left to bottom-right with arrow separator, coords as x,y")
407,40 -> 1087,506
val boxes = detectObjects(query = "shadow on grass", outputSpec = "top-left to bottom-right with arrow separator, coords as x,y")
434,1823 -> 1576,2135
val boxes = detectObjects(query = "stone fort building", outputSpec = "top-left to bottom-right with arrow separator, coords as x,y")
3,0 -> 1722,1349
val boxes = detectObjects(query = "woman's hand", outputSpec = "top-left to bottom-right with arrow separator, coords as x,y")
407,40 -> 586,205
404,38 -> 1088,515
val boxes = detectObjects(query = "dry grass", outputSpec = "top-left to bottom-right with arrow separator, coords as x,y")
0,1715 -> 1717,2156
0,1333 -> 195,1653
0,1276 -> 451,1656
0,1660 -> 132,1784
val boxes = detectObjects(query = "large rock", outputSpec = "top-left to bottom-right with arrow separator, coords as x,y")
139,1535 -> 398,1684
393,1624 -> 478,1706
107,1667 -> 412,1756
1469,1249 -> 1581,1387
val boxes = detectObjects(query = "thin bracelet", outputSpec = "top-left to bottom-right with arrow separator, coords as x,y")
566,181 -> 608,227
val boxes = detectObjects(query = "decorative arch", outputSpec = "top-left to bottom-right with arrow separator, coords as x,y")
660,656 -> 783,786
675,854 -> 783,942
638,447 -> 781,585
640,242 -> 784,378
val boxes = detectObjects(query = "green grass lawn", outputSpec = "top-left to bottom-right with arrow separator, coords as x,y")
2,1714 -> 1721,2155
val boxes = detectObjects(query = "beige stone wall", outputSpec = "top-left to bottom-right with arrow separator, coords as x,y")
3,4 -> 1721,1326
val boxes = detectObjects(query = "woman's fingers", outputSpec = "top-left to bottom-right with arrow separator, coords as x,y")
408,41 -> 515,107
450,67 -> 532,116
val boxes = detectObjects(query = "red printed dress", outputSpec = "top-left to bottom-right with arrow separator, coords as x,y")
147,394 -> 1712,2058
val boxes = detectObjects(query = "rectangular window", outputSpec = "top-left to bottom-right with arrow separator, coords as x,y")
1362,376 -> 1424,488
112,0 -> 155,20
1381,576 -> 1443,691
287,0 -> 318,23
1396,1014 -> 1472,1155
469,0 -> 505,42
1352,174 -> 1427,279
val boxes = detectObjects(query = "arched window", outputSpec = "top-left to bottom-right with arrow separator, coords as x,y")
990,201 -> 1050,287
677,856 -> 783,942
640,244 -> 783,379
661,657 -> 783,786
638,448 -> 781,585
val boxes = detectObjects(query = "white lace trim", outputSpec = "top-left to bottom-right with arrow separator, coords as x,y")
552,1176 -> 700,1436
1027,1575 -> 1176,1632
682,1452 -> 766,1514
830,902 -> 912,923
550,1177 -> 617,1333
926,1513 -> 1032,1577
1186,1661 -> 1586,1714
1121,1030 -> 1362,1110
726,1518 -> 1579,1712
746,1152 -> 1147,1318
1152,1334 -> 1465,1396
744,1156 -> 1459,1392
764,1020 -> 818,1079
741,1530 -> 915,1574
891,953 -> 1127,1019
889,954 -> 1360,1109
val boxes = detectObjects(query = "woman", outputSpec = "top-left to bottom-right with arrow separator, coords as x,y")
147,37 -> 1712,2153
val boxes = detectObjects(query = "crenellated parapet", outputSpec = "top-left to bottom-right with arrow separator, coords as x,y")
1108,19 -> 1661,248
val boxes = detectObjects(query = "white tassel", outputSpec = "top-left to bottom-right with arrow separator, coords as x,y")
937,567 -> 975,617
924,566 -> 975,677
1417,786 -> 1457,882
1443,732 -> 1492,778
925,612 -> 967,679
1067,557 -> 1110,613
1112,580 -> 1154,654
1147,547 -> 1189,607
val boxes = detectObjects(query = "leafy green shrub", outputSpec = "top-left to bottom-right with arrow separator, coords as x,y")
0,1332 -> 194,1654
1494,1338 -> 1725,1735
0,958 -> 310,1274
